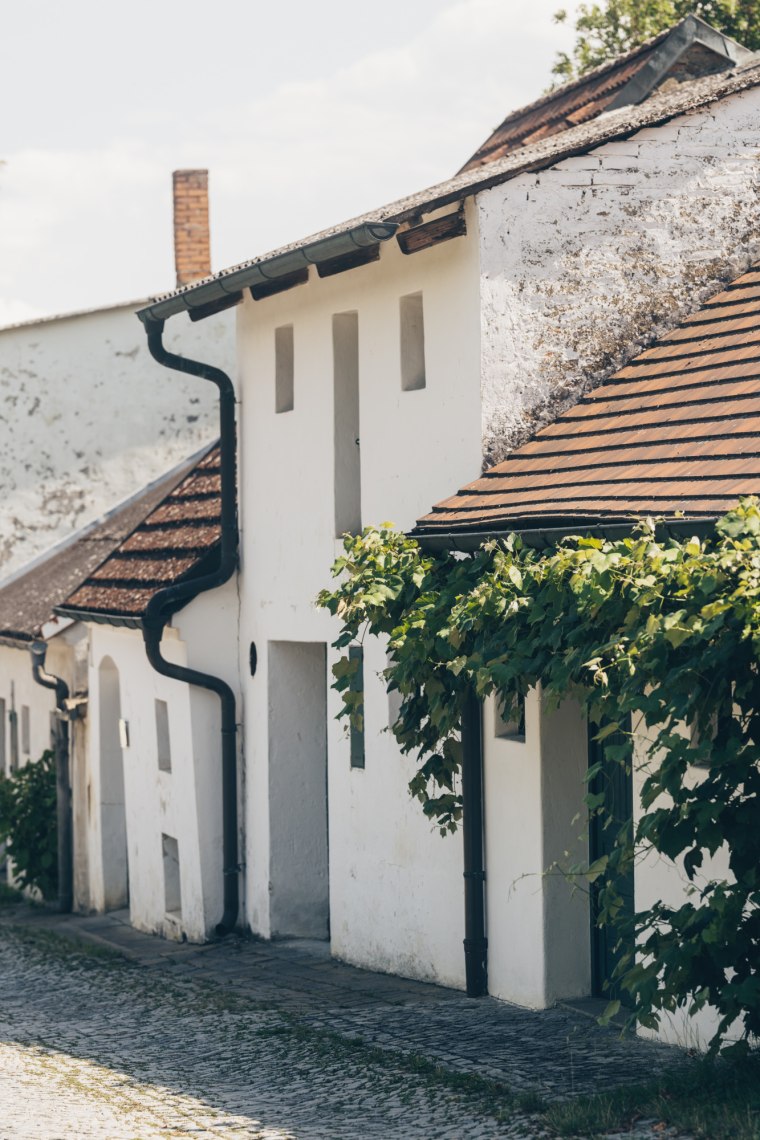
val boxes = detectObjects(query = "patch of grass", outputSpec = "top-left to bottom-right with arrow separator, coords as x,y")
545,1054 -> 760,1139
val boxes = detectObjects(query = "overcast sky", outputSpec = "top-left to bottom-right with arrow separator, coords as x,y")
0,0 -> 578,323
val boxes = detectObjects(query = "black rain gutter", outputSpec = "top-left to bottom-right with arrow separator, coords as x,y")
413,515 -> 719,553
462,685 -> 487,997
138,317 -> 240,935
29,640 -> 72,914
139,222 -> 399,323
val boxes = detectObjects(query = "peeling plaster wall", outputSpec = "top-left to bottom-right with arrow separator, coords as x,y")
0,302 -> 233,578
477,86 -> 760,465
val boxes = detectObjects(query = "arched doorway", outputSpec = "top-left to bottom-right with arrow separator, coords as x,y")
98,657 -> 129,910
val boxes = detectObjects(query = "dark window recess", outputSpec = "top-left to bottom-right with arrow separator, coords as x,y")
494,696 -> 526,741
0,699 -> 6,774
349,645 -> 365,769
9,709 -> 18,772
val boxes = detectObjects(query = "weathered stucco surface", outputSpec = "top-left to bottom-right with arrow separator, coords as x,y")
0,302 -> 233,578
478,86 -> 760,465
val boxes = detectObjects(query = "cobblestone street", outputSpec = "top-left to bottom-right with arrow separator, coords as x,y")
0,909 -> 690,1139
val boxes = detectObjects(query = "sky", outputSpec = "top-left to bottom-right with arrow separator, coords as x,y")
0,0 -> 579,323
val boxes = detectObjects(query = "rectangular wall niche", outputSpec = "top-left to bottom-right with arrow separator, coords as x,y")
268,641 -> 329,939
400,292 -> 426,391
333,311 -> 361,537
162,833 -> 182,916
21,705 -> 30,757
155,699 -> 172,772
0,699 -> 6,775
275,324 -> 295,413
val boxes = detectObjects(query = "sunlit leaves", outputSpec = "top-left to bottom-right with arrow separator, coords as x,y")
318,499 -> 760,1053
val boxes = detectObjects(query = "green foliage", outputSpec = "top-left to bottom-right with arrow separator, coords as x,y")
0,750 -> 57,899
318,501 -> 760,1053
553,1 -> 760,81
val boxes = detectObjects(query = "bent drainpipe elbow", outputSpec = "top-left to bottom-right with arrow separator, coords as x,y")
139,317 -> 240,937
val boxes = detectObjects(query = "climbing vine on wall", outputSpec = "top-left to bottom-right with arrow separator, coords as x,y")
318,501 -> 760,1054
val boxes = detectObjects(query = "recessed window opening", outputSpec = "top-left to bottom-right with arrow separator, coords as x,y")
333,311 -> 361,537
155,699 -> 172,772
400,292 -> 426,391
494,696 -> 526,742
162,833 -> 182,916
0,700 -> 6,775
275,324 -> 295,413
9,709 -> 18,772
349,645 -> 365,769
21,706 -> 30,756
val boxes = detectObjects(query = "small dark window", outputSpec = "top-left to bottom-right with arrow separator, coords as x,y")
0,699 -> 6,774
275,325 -> 295,413
349,645 -> 365,769
494,696 -> 526,742
9,708 -> 18,772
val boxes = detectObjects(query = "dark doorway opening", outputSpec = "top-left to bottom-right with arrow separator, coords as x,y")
588,715 -> 634,1004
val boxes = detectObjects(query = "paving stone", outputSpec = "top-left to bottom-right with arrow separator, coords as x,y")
0,905 -> 693,1138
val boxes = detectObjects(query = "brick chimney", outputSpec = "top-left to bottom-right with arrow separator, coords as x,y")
173,169 -> 211,286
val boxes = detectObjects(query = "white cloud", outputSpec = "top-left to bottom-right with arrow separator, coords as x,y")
0,0 -> 577,316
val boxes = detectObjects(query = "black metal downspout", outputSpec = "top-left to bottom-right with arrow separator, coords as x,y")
462,685 -> 487,996
140,316 -> 239,935
29,642 -> 73,914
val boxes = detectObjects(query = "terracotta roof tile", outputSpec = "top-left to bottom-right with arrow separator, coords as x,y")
458,17 -> 752,174
57,446 -> 222,622
415,266 -> 760,539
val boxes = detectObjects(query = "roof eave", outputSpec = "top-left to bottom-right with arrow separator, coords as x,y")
412,514 -> 719,552
138,222 -> 400,324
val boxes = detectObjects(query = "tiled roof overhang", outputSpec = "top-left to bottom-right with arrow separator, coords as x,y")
0,456 -> 203,641
55,446 -> 222,627
459,16 -> 753,173
414,266 -> 760,548
137,58 -> 760,326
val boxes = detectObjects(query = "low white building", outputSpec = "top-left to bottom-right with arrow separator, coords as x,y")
21,20 -> 758,1047
0,170 -> 233,580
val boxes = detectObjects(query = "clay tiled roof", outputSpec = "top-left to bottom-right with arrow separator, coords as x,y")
57,446 -> 221,623
141,50 -> 760,324
0,456 -> 203,646
459,17 -> 752,174
414,265 -> 760,542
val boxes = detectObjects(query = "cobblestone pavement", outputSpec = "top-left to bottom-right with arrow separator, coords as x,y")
0,906 -> 691,1139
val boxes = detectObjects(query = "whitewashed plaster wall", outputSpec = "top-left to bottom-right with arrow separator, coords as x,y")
85,582 -> 239,942
0,644 -> 56,774
483,690 -> 590,1009
236,213 -> 482,985
0,302 -> 233,578
477,85 -> 760,464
